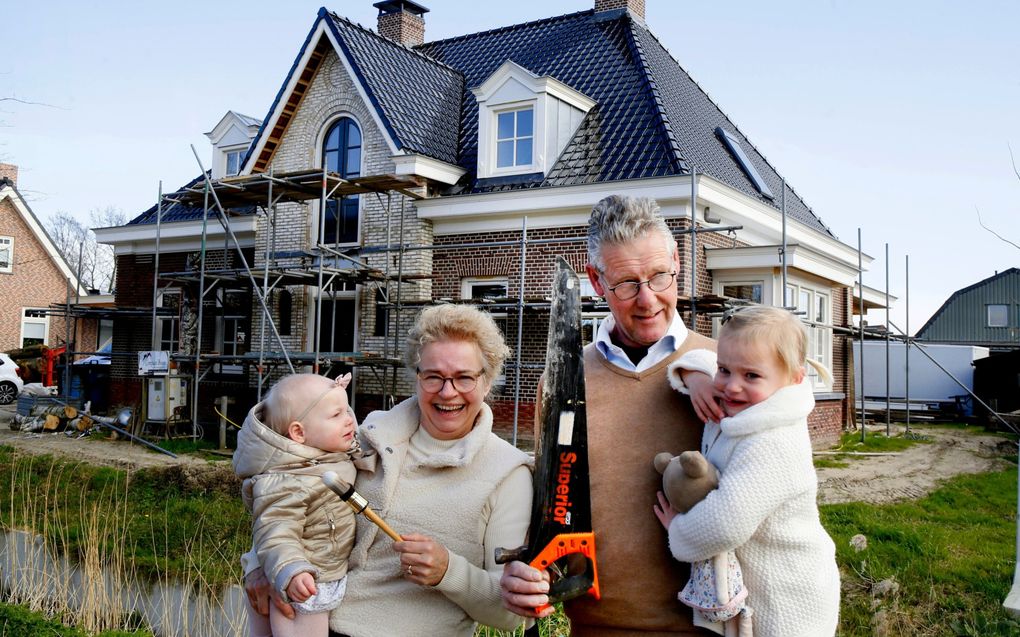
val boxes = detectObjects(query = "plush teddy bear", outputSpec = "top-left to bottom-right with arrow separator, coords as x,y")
654,450 -> 753,637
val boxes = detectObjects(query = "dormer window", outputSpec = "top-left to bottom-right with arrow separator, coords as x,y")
496,107 -> 534,169
473,61 -> 595,179
225,150 -> 246,176
205,111 -> 262,179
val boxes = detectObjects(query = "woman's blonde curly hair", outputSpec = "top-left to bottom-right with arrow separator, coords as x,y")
405,304 -> 510,395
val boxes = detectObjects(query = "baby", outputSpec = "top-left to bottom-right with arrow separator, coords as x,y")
655,306 -> 840,637
233,373 -> 360,637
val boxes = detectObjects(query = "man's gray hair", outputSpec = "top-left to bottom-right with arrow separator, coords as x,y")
586,195 -> 676,272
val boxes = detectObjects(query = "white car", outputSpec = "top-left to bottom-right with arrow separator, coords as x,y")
0,353 -> 24,405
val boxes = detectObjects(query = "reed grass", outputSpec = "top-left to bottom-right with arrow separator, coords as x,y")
0,447 -> 247,636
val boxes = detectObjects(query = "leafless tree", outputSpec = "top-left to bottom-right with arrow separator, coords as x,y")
47,207 -> 125,293
975,145 -> 1020,251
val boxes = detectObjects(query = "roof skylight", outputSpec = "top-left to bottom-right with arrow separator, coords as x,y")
715,127 -> 774,200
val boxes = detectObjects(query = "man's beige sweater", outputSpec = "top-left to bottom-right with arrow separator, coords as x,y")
561,334 -> 716,637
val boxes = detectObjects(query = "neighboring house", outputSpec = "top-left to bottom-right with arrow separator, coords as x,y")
0,163 -> 92,357
916,268 -> 1020,352
96,0 -> 878,446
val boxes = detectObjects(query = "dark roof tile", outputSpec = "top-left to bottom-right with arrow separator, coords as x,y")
325,11 -> 462,165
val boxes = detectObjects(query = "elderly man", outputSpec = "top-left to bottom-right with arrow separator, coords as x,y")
501,195 -> 722,636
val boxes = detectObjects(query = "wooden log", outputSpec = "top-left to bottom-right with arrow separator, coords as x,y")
30,405 -> 77,419
11,414 -> 44,433
77,415 -> 93,432
43,414 -> 61,431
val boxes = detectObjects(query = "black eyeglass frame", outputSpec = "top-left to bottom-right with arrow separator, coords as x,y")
415,368 -> 486,393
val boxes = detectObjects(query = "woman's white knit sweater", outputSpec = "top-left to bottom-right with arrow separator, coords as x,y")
667,353 -> 840,637
329,397 -> 532,637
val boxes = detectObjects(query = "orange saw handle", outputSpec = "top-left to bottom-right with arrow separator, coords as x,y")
527,532 -> 600,613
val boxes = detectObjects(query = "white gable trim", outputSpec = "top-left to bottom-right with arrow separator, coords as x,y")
245,21 -> 400,175
205,111 -> 261,146
392,153 -> 466,185
471,61 -> 596,112
704,243 -> 861,287
0,184 -> 87,295
93,217 -> 258,256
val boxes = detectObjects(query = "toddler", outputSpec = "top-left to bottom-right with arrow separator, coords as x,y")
654,306 -> 840,637
233,373 -> 360,637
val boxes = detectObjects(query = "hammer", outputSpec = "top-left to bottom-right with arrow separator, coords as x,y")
322,471 -> 403,542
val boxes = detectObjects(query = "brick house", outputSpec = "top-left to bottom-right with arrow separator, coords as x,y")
0,163 -> 92,360
96,0 -> 874,447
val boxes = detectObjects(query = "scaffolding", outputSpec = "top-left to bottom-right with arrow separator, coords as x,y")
49,162 -> 758,446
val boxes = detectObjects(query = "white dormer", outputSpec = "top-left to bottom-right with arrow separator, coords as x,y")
205,111 -> 262,179
472,61 -> 595,179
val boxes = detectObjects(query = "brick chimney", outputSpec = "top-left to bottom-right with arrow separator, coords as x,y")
595,0 -> 646,20
0,163 -> 17,187
374,0 -> 429,47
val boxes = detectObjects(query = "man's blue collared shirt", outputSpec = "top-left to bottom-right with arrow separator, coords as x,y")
594,312 -> 689,373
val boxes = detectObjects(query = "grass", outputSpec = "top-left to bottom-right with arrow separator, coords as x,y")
822,460 -> 1020,635
0,602 -> 152,636
3,425 -> 1020,636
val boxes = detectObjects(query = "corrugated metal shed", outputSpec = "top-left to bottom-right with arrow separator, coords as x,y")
916,268 -> 1020,348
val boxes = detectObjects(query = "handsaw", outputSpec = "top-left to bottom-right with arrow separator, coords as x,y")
496,256 -> 600,611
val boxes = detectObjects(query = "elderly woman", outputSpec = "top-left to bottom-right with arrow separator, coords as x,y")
245,304 -> 532,637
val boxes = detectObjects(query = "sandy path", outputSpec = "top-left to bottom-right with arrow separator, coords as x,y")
815,425 -> 1015,505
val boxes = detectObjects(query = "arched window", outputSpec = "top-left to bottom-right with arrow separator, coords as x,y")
321,117 -> 362,244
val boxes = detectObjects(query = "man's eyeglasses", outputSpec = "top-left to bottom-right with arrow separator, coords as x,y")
603,271 -> 676,301
416,369 -> 486,393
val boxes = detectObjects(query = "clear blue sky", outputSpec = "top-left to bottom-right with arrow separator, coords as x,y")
4,1 -> 1019,334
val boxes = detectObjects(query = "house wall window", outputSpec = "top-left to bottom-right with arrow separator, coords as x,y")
225,150 -> 246,176
97,319 -> 114,351
987,304 -> 1008,327
787,282 -> 832,389
156,290 -> 181,352
722,282 -> 763,305
0,236 -> 13,273
496,107 -> 534,169
21,308 -> 48,347
321,117 -> 362,245
216,289 -> 248,374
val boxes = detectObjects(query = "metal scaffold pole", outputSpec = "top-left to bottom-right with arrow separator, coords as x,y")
885,243 -> 890,436
905,254 -> 910,433
690,167 -> 697,324
192,178 -> 210,436
511,217 -> 528,446
858,228 -> 866,442
151,182 -> 163,347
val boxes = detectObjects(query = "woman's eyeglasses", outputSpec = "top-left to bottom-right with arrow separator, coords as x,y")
416,369 -> 485,393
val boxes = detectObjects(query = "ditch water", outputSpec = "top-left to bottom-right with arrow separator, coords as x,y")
0,529 -> 247,636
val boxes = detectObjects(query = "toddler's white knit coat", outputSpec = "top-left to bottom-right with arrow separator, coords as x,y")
667,352 -> 840,637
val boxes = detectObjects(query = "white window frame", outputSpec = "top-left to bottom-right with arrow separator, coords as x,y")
0,236 -> 13,273
225,149 -> 246,176
712,273 -> 833,390
155,289 -> 181,353
786,281 -> 833,390
21,308 -> 49,347
493,106 -> 535,172
216,288 -> 247,375
987,304 -> 1008,328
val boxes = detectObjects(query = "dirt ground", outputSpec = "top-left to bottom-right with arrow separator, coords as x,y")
0,404 -> 1014,504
